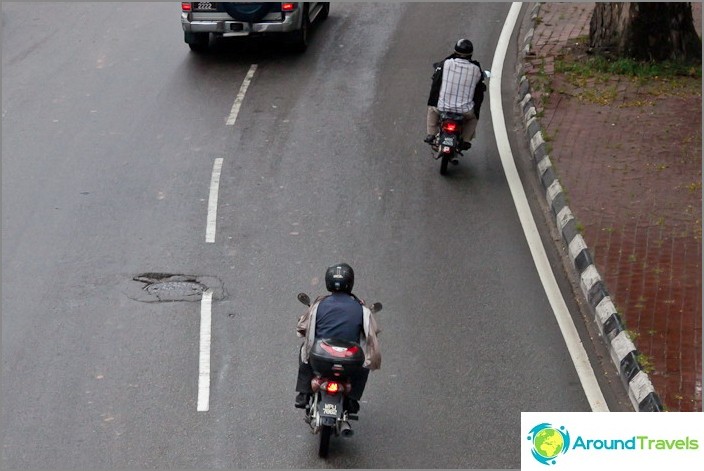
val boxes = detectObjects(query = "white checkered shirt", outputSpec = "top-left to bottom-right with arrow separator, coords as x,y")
437,58 -> 482,114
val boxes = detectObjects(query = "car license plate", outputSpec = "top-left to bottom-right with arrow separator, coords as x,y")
195,2 -> 217,11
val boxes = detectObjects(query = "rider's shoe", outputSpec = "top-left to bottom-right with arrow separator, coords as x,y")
460,141 -> 471,151
424,134 -> 436,144
345,398 -> 360,413
295,393 -> 311,409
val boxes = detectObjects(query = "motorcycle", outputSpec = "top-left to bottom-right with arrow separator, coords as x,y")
431,111 -> 469,175
296,292 -> 382,458
429,70 -> 491,176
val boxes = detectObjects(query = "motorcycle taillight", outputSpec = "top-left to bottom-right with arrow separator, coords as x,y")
312,377 -> 351,394
442,121 -> 458,133
325,381 -> 341,394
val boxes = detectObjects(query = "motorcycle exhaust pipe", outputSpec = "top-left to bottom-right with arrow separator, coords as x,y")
340,421 -> 354,438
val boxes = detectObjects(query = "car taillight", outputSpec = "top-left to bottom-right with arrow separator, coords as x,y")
282,2 -> 298,11
442,121 -> 458,133
181,2 -> 192,11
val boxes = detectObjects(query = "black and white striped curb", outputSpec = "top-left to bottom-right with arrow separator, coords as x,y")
514,3 -> 664,412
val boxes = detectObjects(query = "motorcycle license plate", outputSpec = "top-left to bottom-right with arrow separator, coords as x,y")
320,402 -> 338,417
441,136 -> 456,146
318,397 -> 340,418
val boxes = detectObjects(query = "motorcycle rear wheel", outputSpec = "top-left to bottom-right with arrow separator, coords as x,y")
318,425 -> 333,458
440,152 -> 451,175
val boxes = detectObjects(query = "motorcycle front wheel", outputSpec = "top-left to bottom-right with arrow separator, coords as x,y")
318,425 -> 333,458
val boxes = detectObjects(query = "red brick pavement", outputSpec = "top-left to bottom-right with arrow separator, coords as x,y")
523,2 -> 702,412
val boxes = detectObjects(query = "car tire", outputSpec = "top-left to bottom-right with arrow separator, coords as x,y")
288,8 -> 310,53
185,32 -> 210,52
319,3 -> 330,21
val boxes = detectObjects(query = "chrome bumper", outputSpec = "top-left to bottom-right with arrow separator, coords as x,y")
181,12 -> 299,37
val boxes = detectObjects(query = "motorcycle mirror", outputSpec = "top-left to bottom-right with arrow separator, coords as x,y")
484,70 -> 492,79
371,302 -> 382,313
297,292 -> 311,306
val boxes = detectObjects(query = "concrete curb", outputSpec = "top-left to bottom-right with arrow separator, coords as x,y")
514,3 -> 664,412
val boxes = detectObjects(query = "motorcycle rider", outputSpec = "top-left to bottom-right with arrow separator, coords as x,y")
425,38 -> 486,150
294,263 -> 381,413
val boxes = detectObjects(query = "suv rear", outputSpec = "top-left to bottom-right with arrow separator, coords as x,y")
181,2 -> 330,52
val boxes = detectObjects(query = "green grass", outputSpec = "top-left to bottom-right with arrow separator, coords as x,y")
556,55 -> 702,80
636,353 -> 655,374
555,50 -> 702,104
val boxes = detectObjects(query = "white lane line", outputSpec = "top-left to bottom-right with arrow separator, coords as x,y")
197,289 -> 214,412
205,158 -> 224,243
198,64 -> 257,411
492,3 -> 609,412
226,64 -> 258,126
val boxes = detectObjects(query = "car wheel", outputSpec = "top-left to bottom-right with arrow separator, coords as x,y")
185,32 -> 209,52
288,9 -> 310,52
318,3 -> 330,21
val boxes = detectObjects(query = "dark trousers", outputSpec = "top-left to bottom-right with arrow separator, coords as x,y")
296,353 -> 370,401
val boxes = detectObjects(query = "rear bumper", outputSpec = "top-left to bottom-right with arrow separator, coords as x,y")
181,12 -> 300,37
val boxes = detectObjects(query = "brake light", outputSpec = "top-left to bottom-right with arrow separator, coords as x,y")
312,377 -> 352,394
442,121 -> 458,133
282,3 -> 298,11
181,2 -> 191,11
321,342 -> 360,358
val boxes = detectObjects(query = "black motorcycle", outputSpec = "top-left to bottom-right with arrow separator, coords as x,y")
431,111 -> 469,175
296,292 -> 382,458
429,69 -> 491,175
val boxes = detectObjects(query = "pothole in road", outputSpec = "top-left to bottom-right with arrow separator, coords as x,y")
125,273 -> 226,303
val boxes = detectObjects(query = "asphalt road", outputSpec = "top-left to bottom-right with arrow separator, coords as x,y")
2,3 -> 631,468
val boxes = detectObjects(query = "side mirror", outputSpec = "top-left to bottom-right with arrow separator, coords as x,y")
297,292 -> 311,306
370,302 -> 382,313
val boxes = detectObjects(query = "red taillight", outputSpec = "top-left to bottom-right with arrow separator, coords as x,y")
321,342 -> 359,358
282,2 -> 298,11
442,121 -> 458,133
181,2 -> 192,11
312,377 -> 352,394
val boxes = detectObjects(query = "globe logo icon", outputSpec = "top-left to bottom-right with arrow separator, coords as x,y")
527,423 -> 570,465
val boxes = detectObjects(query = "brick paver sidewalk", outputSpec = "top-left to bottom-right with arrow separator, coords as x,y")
522,2 -> 702,412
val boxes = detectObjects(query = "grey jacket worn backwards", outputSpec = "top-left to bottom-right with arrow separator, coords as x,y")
296,294 -> 382,370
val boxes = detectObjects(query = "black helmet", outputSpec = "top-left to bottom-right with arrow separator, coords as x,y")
454,38 -> 473,56
325,263 -> 354,293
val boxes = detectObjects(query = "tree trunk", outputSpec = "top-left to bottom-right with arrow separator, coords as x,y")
589,2 -> 702,62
